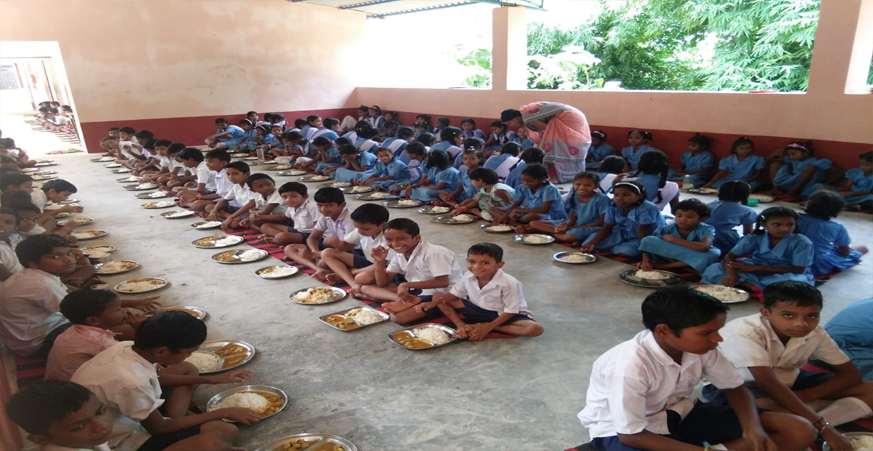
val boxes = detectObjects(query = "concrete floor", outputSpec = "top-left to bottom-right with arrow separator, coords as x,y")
39,152 -> 873,450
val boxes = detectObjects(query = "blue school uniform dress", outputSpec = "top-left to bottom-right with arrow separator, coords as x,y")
701,232 -> 815,289
261,133 -> 278,148
797,214 -> 862,275
639,222 -> 721,272
633,174 -> 678,207
621,144 -> 656,170
550,192 -> 611,241
315,147 -> 342,174
512,182 -> 568,222
704,200 -> 758,253
825,298 -> 873,381
484,131 -> 517,153
411,167 -> 460,202
219,125 -> 246,150
463,129 -> 486,140
805,168 -> 873,208
710,155 -> 766,191
668,151 -> 714,187
582,201 -> 665,257
519,137 -> 536,149
370,159 -> 411,191
239,128 -> 257,152
365,115 -> 384,132
334,152 -> 378,183
484,153 -> 515,173
505,161 -> 526,190
772,156 -> 832,197
585,143 -> 616,170
455,169 -> 477,201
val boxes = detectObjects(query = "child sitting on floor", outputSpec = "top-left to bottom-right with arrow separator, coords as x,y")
483,121 -> 516,156
205,118 -> 245,151
361,218 -> 463,324
32,179 -> 83,218
580,181 -> 666,258
239,174 -> 284,231
639,198 -> 720,274
530,171 -> 609,243
407,149 -> 460,203
668,133 -> 715,188
702,206 -> 814,291
416,243 -> 543,340
357,147 -> 411,192
797,190 -> 867,275
173,147 -> 214,197
620,130 -> 657,170
702,137 -> 765,191
505,146 -> 545,190
206,162 -> 253,230
626,150 -> 680,213
156,143 -> 187,189
439,148 -> 481,207
0,207 -> 22,280
71,312 -> 257,451
452,168 -> 514,221
492,163 -> 567,231
483,142 -> 521,180
768,140 -> 832,200
310,137 -> 343,174
704,181 -> 759,254
576,287 -> 815,451
806,151 -> 873,211
460,118 -> 485,140
707,281 -> 873,451
178,149 -> 229,208
320,203 -> 390,298
391,142 -> 428,194
596,155 -> 629,193
0,172 -> 58,232
260,182 -> 319,245
284,188 -> 355,274
585,130 -> 615,171
332,144 -> 377,183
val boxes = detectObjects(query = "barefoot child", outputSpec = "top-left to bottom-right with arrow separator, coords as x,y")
768,141 -> 832,200
491,163 -> 567,231
797,190 -> 867,275
284,188 -> 354,273
439,149 -> 481,207
580,181 -> 666,258
205,162 -> 253,230
320,203 -> 390,298
179,149 -> 229,208
0,207 -> 22,280
417,243 -> 543,340
702,137 -> 765,191
704,181 -> 758,253
452,168 -> 514,221
357,147 -> 411,192
529,171 -> 609,243
239,174 -> 285,231
260,182 -> 319,245
639,198 -> 720,274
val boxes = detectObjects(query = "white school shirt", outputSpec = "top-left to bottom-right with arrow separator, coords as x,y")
284,198 -> 319,232
718,314 -> 850,387
450,269 -> 530,315
195,161 -> 216,190
30,189 -> 48,211
0,240 -> 23,275
343,229 -> 396,263
256,190 -> 287,214
386,241 -> 463,296
0,268 -> 70,355
71,342 -> 158,451
158,155 -> 175,171
213,168 -> 230,197
223,182 -> 253,208
578,330 -> 744,438
314,208 -> 355,238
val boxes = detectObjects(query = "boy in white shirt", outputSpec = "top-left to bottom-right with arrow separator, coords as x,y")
707,281 -> 873,451
361,218 -> 463,324
417,243 -> 543,340
0,207 -> 22,280
140,140 -> 173,182
320,203 -> 390,297
284,188 -> 355,273
156,143 -> 188,189
206,162 -> 255,230
178,149 -> 228,207
240,174 -> 286,231
576,287 -> 815,451
260,182 -> 320,245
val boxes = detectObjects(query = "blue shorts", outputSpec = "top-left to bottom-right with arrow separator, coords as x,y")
352,249 -> 371,269
455,299 -> 534,325
285,228 -> 311,242
222,204 -> 240,214
702,370 -> 835,405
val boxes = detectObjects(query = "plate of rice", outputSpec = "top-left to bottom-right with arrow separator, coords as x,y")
356,191 -> 394,201
103,163 -> 122,168
692,285 -> 750,304
289,287 -> 347,305
480,224 -> 514,233
433,213 -> 477,224
823,433 -> 873,451
277,169 -> 307,176
255,265 -> 299,279
141,200 -> 176,209
136,191 -> 169,199
389,323 -> 458,350
299,175 -> 330,182
124,182 -> 158,191
207,385 -> 288,420
513,234 -> 555,245
619,269 -> 686,288
553,251 -> 597,265
95,260 -> 139,275
118,176 -> 140,183
81,245 -> 115,255
322,182 -> 351,188
254,433 -> 358,451
190,221 -> 223,230
749,194 -> 775,203
319,306 -> 388,331
192,235 -> 244,249
112,168 -> 131,174
72,230 -> 108,241
384,199 -> 422,208
192,340 -> 256,373
418,205 -> 451,215
160,210 -> 196,219
114,277 -> 169,293
212,249 -> 269,264
57,217 -> 93,227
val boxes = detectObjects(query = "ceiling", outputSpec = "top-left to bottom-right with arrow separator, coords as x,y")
290,0 -> 545,19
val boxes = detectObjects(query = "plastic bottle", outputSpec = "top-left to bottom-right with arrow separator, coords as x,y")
682,174 -> 693,191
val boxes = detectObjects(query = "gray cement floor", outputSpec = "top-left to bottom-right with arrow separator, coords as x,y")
43,153 -> 873,450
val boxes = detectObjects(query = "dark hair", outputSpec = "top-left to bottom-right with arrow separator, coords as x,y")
358,127 -> 379,140
599,156 -> 626,175
323,118 -> 340,129
256,125 -> 270,134
0,206 -> 17,224
435,116 -> 450,127
178,147 -> 205,162
118,127 -> 135,135
489,120 -> 505,129
278,182 -> 307,196
350,203 -> 389,225
60,290 -> 119,325
763,281 -> 823,309
415,123 -> 427,129
463,137 -> 485,150
272,114 -> 286,123
166,143 -> 186,155
415,114 -> 432,126
591,130 -> 607,140
717,181 -> 751,205
42,179 -> 77,194
573,171 -> 600,184
612,180 -> 647,207
264,113 -> 274,121
415,133 -> 435,147
334,137 -> 352,148
154,139 -> 172,148
215,118 -> 229,125
440,127 -> 463,143
313,187 -> 345,205
312,136 -> 332,148
499,109 -> 522,122
16,234 -> 70,267
0,172 -> 33,190
142,138 -> 157,150
239,119 -> 253,127
358,105 -> 369,113
460,118 -> 477,127
396,126 -> 415,139
675,198 -> 710,218
368,105 -> 382,115
270,124 -> 283,131
205,149 -> 231,163
133,130 -> 154,141
1,190 -> 33,208
519,147 -> 545,164
10,200 -> 41,215
405,142 -> 426,158
385,217 -> 419,236
805,190 -> 844,220
521,163 -> 549,180
375,146 -> 393,156
339,144 -> 360,156
224,161 -> 250,173
246,110 -> 257,117
426,149 -> 451,171
786,140 -> 815,156
688,133 -> 712,150
754,207 -> 800,235
108,127 -> 120,132
283,131 -> 305,144
469,167 -> 499,185
860,151 -> 873,163
306,115 -> 321,124
627,130 -> 653,141
6,380 -> 94,435
635,150 -> 670,203
468,242 -> 503,262
730,137 -> 754,154
499,142 -> 522,156
294,118 -> 308,128
134,311 -> 207,353
100,135 -> 117,143
245,173 -> 274,189
642,287 -> 729,334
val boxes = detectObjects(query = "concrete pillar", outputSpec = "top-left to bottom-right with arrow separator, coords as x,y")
807,0 -> 871,95
491,6 -> 528,91
845,0 -> 873,94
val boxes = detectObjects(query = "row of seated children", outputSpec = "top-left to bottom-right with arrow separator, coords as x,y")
34,101 -> 76,135
576,282 -> 873,451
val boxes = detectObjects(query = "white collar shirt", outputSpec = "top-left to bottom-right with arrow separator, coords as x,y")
314,208 -> 354,238
213,169 -> 230,197
0,268 -> 70,355
223,183 -> 253,208
449,269 -> 529,315
0,239 -> 23,275
385,241 -> 463,296
284,199 -> 319,232
195,161 -> 216,190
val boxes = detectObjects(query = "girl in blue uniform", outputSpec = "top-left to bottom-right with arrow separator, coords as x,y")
452,167 -> 515,221
360,147 -> 411,192
483,121 -> 518,156
627,150 -> 681,212
431,116 -> 448,139
505,147 -> 545,190
585,130 -> 615,170
805,151 -> 873,211
797,190 -> 867,275
668,133 -> 714,187
282,132 -> 309,161
429,127 -> 464,166
460,118 -> 486,140
530,171 -> 610,243
580,180 -> 665,258
702,206 -> 814,290
407,150 -> 460,202
439,149 -> 482,207
299,136 -> 340,174
491,163 -> 567,229
238,119 -> 258,153
621,130 -> 657,170
514,126 -> 537,150
332,144 -> 378,183
483,142 -> 521,180
769,141 -> 832,200
702,137 -> 766,191
704,181 -> 758,253
365,105 -> 384,132
639,198 -> 720,273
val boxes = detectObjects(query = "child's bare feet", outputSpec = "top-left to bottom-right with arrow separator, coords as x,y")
514,225 -> 530,234
312,269 -> 332,282
455,324 -> 470,339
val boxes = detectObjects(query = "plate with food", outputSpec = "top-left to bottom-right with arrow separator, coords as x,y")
823,432 -> 873,451
89,283 -> 110,291
619,269 -> 686,288
319,306 -> 389,332
117,176 -> 140,183
111,168 -> 131,174
243,157 -> 260,161
185,340 -> 255,374
513,234 -> 555,245
261,160 -> 278,165
299,175 -> 330,182
32,175 -> 57,181
389,323 -> 459,350
277,169 -> 307,176
141,200 -> 176,209
692,284 -> 750,304
22,168 -> 39,172
190,221 -> 222,230
192,235 -> 244,249
34,161 -> 57,167
255,265 -> 299,279
553,251 -> 597,265
160,210 -> 196,219
152,306 -> 207,320
269,164 -> 293,171
230,152 -> 249,158
255,434 -> 357,451
124,182 -> 158,191
356,191 -> 394,201
687,187 -> 718,195
418,205 -> 451,215
81,245 -> 115,255
749,194 -> 775,203
92,156 -> 117,163
57,217 -> 93,227
212,249 -> 269,264
433,213 -> 477,224
72,230 -> 108,241
345,185 -> 373,194
206,385 -> 287,421
103,163 -> 122,168
480,224 -> 514,234
114,277 -> 169,294
136,191 -> 170,199
321,181 -> 351,189
289,287 -> 347,305
384,199 -> 422,208
95,260 -> 139,275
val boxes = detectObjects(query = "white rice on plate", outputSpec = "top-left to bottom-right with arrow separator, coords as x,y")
451,214 -> 475,222
485,225 -> 513,232
347,308 -> 383,325
849,436 -> 873,451
397,200 -> 419,206
523,234 -> 552,244
293,288 -> 339,304
559,253 -> 593,263
185,351 -> 221,372
694,285 -> 748,303
260,266 -> 297,278
210,393 -> 269,413
634,270 -> 671,280
238,250 -> 265,261
431,206 -> 450,213
196,221 -> 222,229
212,236 -> 240,247
416,328 -> 450,345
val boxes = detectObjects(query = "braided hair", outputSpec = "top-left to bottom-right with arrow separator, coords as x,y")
753,207 -> 800,235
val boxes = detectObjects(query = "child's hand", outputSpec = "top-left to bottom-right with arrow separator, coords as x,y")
662,235 -> 677,244
371,246 -> 389,263
125,313 -> 149,330
727,261 -> 755,272
721,274 -> 738,287
239,218 -> 250,228
452,206 -> 466,216
579,243 -> 595,253
396,282 -> 411,296
206,211 -> 219,221
465,323 -> 493,341
127,296 -> 162,312
821,425 -> 853,451
220,219 -> 233,230
216,407 -> 262,425
555,222 -> 568,233
399,292 -> 421,304
210,370 -> 252,384
639,258 -> 654,272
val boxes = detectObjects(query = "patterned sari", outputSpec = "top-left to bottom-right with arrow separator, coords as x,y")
520,102 -> 591,183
